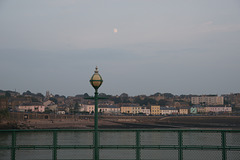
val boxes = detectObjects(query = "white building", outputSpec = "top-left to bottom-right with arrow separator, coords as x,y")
17,103 -> 45,113
141,107 -> 150,116
99,105 -> 120,115
160,107 -> 178,115
82,104 -> 95,113
82,104 -> 120,115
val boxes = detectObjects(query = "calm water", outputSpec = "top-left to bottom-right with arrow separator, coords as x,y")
0,131 -> 240,160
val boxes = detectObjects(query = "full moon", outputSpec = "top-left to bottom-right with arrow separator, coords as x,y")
113,28 -> 118,33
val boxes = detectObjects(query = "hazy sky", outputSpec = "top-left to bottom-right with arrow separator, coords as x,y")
1,0 -> 240,96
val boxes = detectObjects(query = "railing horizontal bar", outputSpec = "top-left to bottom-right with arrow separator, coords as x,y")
2,147 -> 240,151
111,129 -> 239,132
59,159 -> 92,160
2,145 -> 240,149
98,129 -> 240,132
0,129 -> 95,132
98,145 -> 240,150
57,145 -> 94,149
0,146 -> 11,149
7,145 -> 94,149
1,129 -> 240,132
99,159 -> 136,160
99,145 -> 138,149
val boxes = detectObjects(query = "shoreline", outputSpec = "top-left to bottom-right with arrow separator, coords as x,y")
1,115 -> 240,130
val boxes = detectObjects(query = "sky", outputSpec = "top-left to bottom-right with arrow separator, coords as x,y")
0,0 -> 240,96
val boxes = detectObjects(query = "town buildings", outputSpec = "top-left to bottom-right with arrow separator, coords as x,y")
16,103 -> 45,113
0,97 -> 8,110
191,95 -> 224,105
0,89 -> 238,116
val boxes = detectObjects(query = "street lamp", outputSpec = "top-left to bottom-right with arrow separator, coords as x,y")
89,66 -> 103,160
90,66 -> 103,90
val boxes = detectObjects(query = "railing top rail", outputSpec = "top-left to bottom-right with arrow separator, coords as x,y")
1,129 -> 240,132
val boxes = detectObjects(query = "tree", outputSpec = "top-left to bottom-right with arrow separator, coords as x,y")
133,97 -> 157,106
83,93 -> 90,98
99,93 -> 107,97
110,97 -> 121,104
148,98 -> 157,105
31,97 -> 40,102
44,108 -> 53,114
158,99 -> 167,106
0,108 -> 9,121
74,102 -> 79,114
49,97 -> 58,104
122,97 -> 130,103
120,93 -> 128,98
5,91 -> 11,98
163,93 -> 174,98
23,90 -> 32,96
36,93 -> 44,98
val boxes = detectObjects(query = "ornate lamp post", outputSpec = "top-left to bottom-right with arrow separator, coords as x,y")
89,67 -> 103,160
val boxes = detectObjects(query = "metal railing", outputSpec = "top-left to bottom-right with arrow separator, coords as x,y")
0,129 -> 240,160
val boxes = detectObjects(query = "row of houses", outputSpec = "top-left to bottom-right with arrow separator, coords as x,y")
79,104 -> 232,115
150,105 -> 232,115
14,103 -> 232,116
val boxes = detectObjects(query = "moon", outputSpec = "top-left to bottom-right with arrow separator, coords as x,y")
113,28 -> 118,33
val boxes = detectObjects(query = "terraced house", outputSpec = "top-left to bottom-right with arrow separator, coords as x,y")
150,105 -> 161,115
160,107 -> 178,115
16,103 -> 45,113
120,104 -> 141,114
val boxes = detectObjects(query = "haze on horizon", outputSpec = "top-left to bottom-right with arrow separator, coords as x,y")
0,0 -> 240,96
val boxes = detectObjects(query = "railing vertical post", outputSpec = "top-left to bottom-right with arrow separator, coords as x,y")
11,131 -> 16,160
53,131 -> 58,160
136,131 -> 141,160
178,131 -> 183,160
221,131 -> 226,160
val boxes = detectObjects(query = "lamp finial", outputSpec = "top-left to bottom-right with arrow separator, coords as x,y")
95,66 -> 98,73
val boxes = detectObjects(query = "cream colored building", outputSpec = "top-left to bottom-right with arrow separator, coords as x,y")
179,107 -> 189,115
204,106 -> 232,113
191,95 -> 224,105
120,105 -> 142,114
151,105 -> 161,115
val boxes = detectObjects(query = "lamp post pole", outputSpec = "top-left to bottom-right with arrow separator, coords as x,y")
94,89 -> 99,160
89,67 -> 103,160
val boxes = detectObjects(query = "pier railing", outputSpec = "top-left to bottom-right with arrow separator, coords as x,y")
0,129 -> 240,160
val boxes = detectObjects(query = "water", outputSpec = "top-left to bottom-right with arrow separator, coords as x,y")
0,131 -> 240,160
